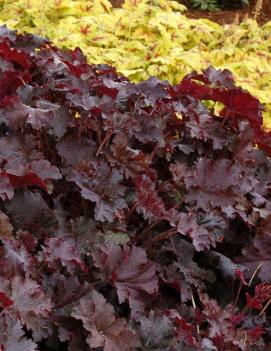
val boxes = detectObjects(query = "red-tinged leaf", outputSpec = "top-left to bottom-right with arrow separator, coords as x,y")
255,130 -> 271,157
7,172 -> 48,192
72,290 -> 139,351
93,243 -> 158,317
0,292 -> 13,308
201,293 -> 235,338
0,42 -> 31,69
175,316 -> 198,347
40,237 -> 88,274
255,283 -> 271,302
235,268 -> 248,286
0,71 -> 31,99
62,60 -> 89,78
177,78 -> 263,130
43,273 -> 88,309
248,326 -> 265,340
245,293 -> 263,310
26,100 -> 59,130
0,96 -> 18,108
134,175 -> 166,221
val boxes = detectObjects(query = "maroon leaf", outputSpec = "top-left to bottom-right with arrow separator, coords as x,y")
177,77 -> 263,130
7,172 -> 48,192
0,292 -> 13,308
0,42 -> 31,69
184,158 -> 240,208
0,71 -> 31,99
93,243 -> 158,317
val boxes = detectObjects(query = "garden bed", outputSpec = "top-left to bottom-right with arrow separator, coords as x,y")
110,0 -> 271,25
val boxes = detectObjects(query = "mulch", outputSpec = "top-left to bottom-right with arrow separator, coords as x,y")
109,0 -> 271,26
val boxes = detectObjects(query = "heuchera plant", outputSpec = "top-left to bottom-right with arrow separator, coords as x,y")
0,26 -> 270,351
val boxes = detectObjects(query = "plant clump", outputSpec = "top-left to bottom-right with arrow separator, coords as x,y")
0,26 -> 271,351
0,0 -> 271,129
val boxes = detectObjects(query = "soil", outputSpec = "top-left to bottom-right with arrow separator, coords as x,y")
109,0 -> 271,26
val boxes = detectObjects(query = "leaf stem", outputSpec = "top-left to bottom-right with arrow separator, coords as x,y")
149,227 -> 177,245
96,131 -> 113,156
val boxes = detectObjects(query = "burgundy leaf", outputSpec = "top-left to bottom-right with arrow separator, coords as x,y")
0,42 -> 31,69
0,71 -> 31,99
0,291 -> 13,308
177,77 -> 263,130
7,172 -> 48,192
93,243 -> 158,317
184,158 -> 240,208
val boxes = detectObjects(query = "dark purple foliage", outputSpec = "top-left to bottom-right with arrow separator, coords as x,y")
0,26 -> 270,351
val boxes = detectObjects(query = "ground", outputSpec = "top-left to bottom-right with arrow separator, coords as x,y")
109,0 -> 271,25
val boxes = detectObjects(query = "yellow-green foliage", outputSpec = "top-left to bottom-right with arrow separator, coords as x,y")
0,0 -> 271,128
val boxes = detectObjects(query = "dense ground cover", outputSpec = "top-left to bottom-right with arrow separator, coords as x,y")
0,0 -> 271,129
0,27 -> 271,351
